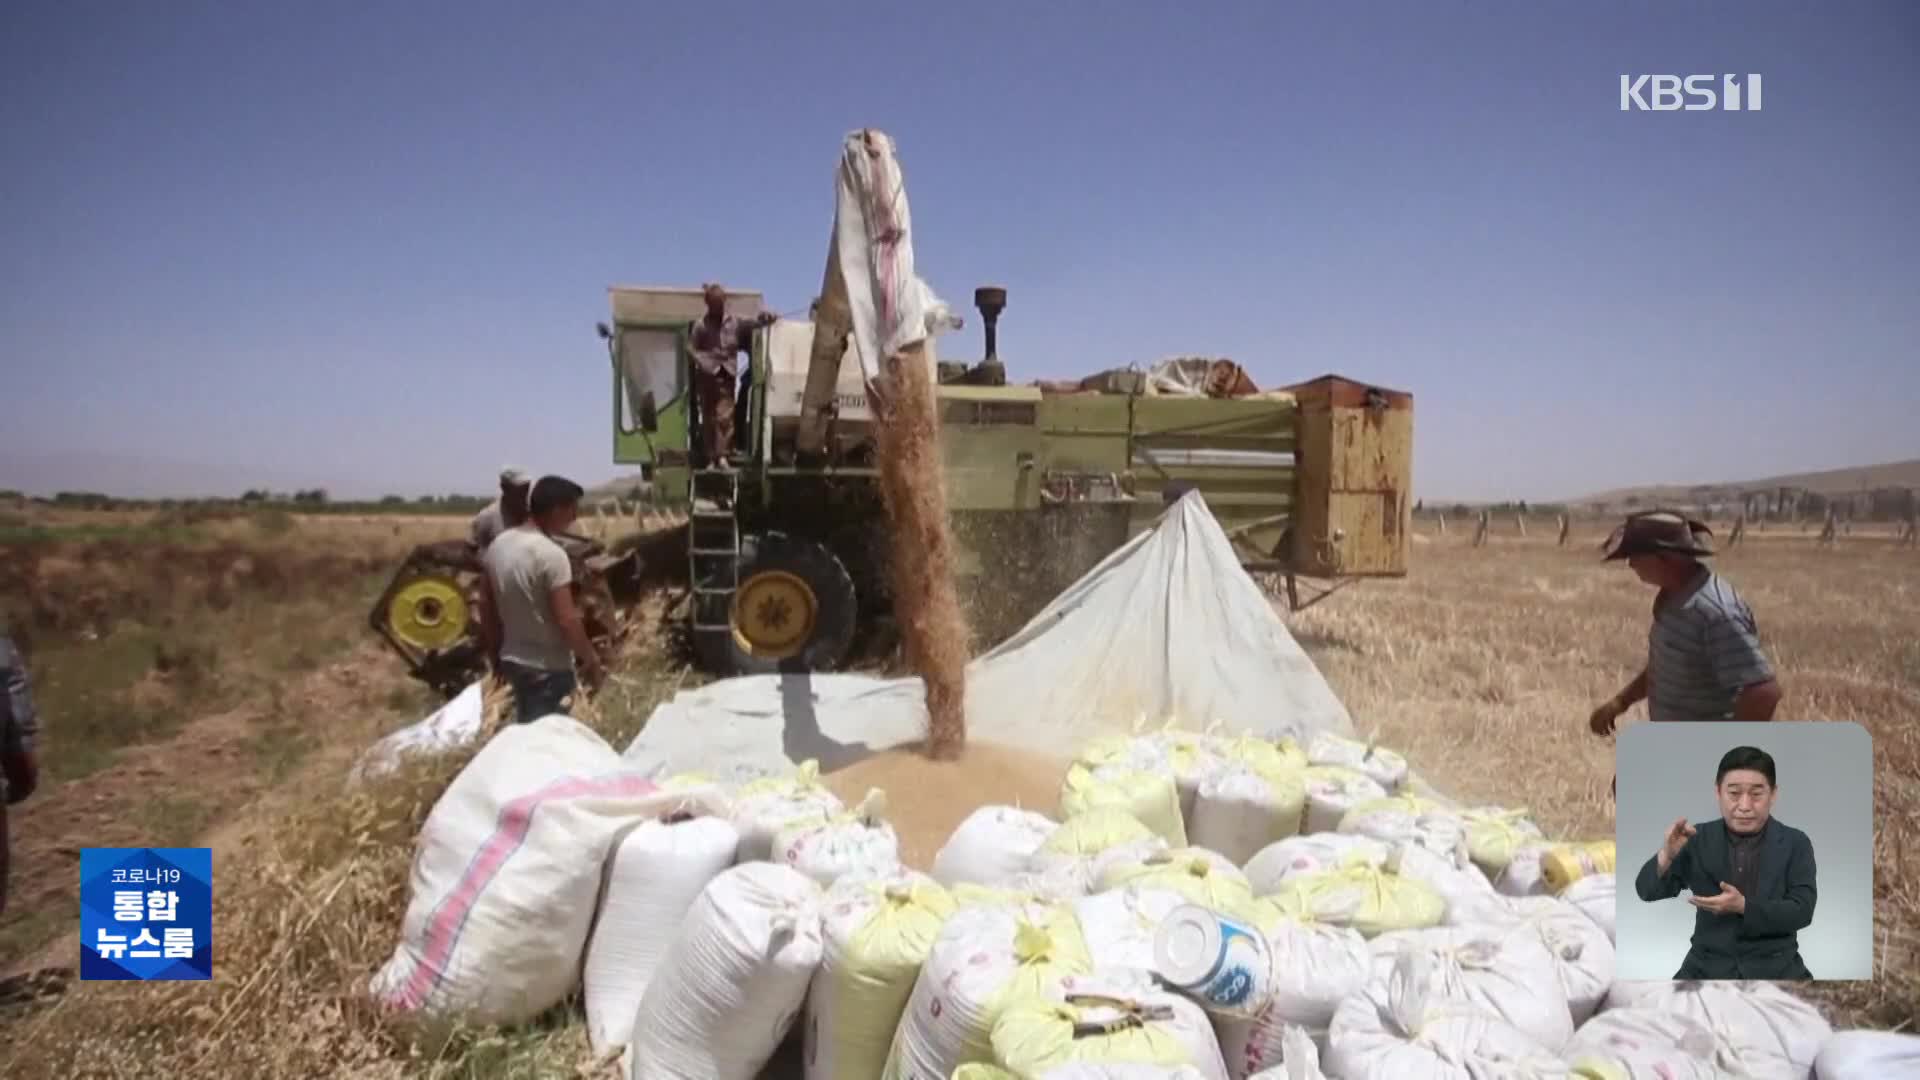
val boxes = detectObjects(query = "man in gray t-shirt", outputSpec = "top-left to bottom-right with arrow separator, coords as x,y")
470,467 -> 532,555
1590,510 -> 1782,742
478,475 -> 606,723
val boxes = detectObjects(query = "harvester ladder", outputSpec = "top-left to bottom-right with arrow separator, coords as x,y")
687,469 -> 741,651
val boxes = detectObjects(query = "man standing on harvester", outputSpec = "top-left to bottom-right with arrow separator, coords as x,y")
470,467 -> 531,555
689,283 -> 778,470
478,475 -> 606,723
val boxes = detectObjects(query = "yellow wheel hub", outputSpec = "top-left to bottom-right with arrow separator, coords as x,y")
388,576 -> 470,650
731,569 -> 818,660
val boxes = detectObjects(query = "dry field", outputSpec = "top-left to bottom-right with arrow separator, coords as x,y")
0,509 -> 1913,1077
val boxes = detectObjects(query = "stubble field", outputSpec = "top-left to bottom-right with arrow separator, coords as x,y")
0,507 -> 1913,1077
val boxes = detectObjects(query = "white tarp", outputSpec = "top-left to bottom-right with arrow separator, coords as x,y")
623,494 -> 1354,776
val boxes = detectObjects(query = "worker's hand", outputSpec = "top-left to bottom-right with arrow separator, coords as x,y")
1588,697 -> 1625,737
1661,817 -> 1696,865
1689,881 -> 1745,916
580,657 -> 607,694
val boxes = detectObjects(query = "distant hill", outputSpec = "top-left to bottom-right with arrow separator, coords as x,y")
1568,458 -> 1920,510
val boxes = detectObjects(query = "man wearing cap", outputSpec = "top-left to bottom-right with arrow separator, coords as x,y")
689,283 -> 777,470
470,468 -> 532,555
1590,510 -> 1782,739
478,475 -> 606,722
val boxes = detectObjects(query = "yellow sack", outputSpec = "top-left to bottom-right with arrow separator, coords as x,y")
1268,859 -> 1445,938
1060,763 -> 1186,848
990,972 -> 1221,1075
1458,806 -> 1545,877
810,873 -> 957,1080
950,1067 -> 1018,1080
1335,794 -> 1465,860
1542,841 -> 1616,893
1096,848 -> 1257,917
882,903 -> 1092,1080
731,758 -> 846,861
1218,733 -> 1309,778
1037,808 -> 1157,859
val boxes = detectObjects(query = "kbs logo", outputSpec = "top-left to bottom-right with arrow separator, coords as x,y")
1620,74 -> 1763,111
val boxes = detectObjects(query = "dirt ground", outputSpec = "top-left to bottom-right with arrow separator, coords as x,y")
0,512 -> 1914,1076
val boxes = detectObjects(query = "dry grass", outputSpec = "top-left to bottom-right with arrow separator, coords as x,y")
1,511 -> 1912,1077
1291,525 -> 1919,1030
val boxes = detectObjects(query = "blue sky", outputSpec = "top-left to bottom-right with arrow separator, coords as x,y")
3,1 -> 1915,501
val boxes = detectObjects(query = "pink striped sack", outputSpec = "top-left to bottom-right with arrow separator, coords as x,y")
369,715 -> 728,1026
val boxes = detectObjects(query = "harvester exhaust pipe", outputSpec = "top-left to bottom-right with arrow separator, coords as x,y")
975,286 -> 1005,362
970,285 -> 1007,385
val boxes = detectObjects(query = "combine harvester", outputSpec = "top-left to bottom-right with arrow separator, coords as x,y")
597,149 -> 1416,682
615,128 -> 1414,774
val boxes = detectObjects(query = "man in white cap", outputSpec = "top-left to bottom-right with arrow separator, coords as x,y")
470,467 -> 532,555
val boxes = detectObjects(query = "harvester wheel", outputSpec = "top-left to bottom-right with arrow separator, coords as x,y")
699,533 -> 857,675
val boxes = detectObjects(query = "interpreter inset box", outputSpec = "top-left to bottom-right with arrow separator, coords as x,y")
1614,721 -> 1871,981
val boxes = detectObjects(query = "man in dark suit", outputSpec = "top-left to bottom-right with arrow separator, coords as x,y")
1635,745 -> 1816,979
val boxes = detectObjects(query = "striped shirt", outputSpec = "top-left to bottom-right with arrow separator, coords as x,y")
1647,570 -> 1775,722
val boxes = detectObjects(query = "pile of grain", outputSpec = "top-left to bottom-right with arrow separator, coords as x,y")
821,741 -> 1068,869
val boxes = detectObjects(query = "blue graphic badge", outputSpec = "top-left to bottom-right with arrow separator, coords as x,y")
79,847 -> 212,981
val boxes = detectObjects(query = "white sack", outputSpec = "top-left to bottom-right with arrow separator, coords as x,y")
1301,767 -> 1387,834
1243,833 -> 1389,896
730,761 -> 847,862
1337,796 -> 1469,860
1385,841 -> 1504,923
806,871 -> 955,1080
582,814 -> 740,1055
934,805 -> 1059,889
1244,1026 -> 1329,1080
369,717 -> 725,1026
1326,947 -> 1570,1079
623,497 -> 1356,777
1562,1007 -> 1731,1079
1070,884 -> 1192,975
825,128 -> 955,386
1467,895 -> 1614,1024
1562,872 -> 1616,942
775,791 -> 901,888
1814,1030 -> 1920,1079
1216,906 -> 1369,1079
1304,733 -> 1407,792
1191,763 -> 1307,867
1603,980 -> 1833,1078
883,898 -> 1091,1079
350,680 -> 487,784
627,861 -> 825,1080
1495,843 -> 1554,897
1365,923 -> 1576,1049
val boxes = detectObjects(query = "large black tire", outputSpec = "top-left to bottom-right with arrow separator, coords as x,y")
692,532 -> 859,676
